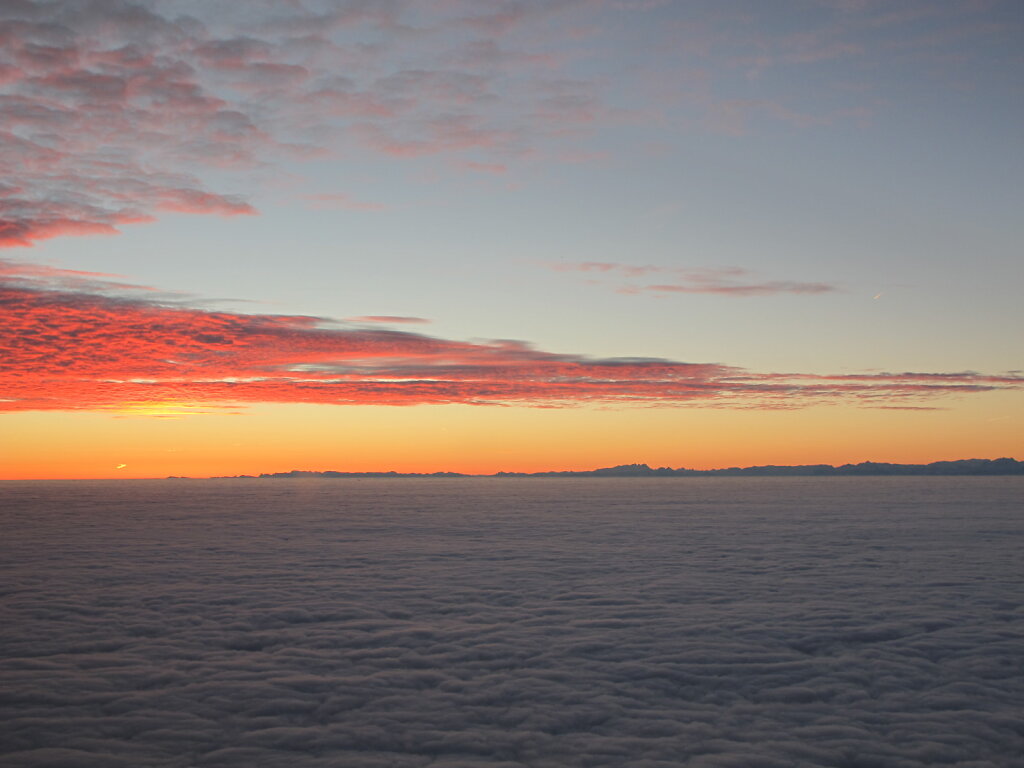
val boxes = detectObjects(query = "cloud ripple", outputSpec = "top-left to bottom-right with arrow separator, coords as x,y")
0,0 -> 603,248
1,259 -> 1020,413
0,478 -> 1022,766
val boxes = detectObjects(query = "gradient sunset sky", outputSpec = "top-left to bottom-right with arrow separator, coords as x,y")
2,0 -> 1021,478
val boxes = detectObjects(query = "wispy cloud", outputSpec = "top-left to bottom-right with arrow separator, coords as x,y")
644,280 -> 834,296
3,1 -> 1010,248
300,193 -> 385,212
612,0 -> 1016,136
546,261 -> 837,297
1,261 -> 1016,414
0,0 -> 612,248
346,315 -> 431,325
0,257 -> 157,294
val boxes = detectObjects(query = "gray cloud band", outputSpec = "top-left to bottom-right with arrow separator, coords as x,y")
1,478 -> 1022,766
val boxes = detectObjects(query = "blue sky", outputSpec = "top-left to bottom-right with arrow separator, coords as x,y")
2,0 -> 1021,475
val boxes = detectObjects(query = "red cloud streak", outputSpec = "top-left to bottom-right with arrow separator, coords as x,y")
1,270 -> 1020,414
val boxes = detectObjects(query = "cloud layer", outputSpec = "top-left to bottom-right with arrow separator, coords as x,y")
1,477 -> 1022,766
547,262 -> 836,297
0,0 -> 261,247
0,0 -> 604,248
5,0 -> 1014,249
1,259 -> 1019,413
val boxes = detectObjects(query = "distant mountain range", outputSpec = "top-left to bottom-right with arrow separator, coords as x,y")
204,458 -> 1024,479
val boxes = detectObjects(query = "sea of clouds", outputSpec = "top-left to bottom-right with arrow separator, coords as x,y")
1,477 -> 1022,767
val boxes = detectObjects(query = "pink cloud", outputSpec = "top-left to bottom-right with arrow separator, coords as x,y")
352,117 -> 514,158
2,0 -> 1008,251
347,316 -> 431,325
546,262 -> 836,297
0,1 -> 610,248
531,79 -> 602,132
1,261 -> 1017,414
302,193 -> 386,212
460,160 -> 508,174
646,281 -> 834,296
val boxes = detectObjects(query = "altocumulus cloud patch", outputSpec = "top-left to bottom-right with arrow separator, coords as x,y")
3,259 -> 1021,413
1,477 -> 1022,767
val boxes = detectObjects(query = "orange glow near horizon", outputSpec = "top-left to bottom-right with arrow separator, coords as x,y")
113,401 -> 221,418
2,0 -> 1021,488
2,266 -> 1021,480
3,396 -> 1020,479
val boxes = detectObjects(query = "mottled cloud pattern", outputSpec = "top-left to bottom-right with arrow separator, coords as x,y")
5,1 -> 1014,248
0,0 -> 604,247
1,479 -> 1022,766
0,1 -> 258,246
1,260 -> 1020,413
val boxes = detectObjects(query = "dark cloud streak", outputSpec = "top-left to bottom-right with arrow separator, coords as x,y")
547,261 -> 838,297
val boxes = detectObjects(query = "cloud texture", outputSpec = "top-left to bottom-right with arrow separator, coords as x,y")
1,477 -> 1022,766
547,262 -> 836,297
5,0 -> 1014,248
0,0 -> 605,247
1,259 -> 1020,413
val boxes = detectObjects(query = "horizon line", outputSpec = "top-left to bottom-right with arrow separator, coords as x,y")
4,457 -> 1021,482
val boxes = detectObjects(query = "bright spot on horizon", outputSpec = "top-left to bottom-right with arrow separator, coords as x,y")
115,401 -> 205,418
116,464 -> 127,470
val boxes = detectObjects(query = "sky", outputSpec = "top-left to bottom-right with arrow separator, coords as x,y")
1,0 -> 1022,478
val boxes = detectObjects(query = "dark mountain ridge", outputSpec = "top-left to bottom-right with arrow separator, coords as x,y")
206,458 -> 1024,479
